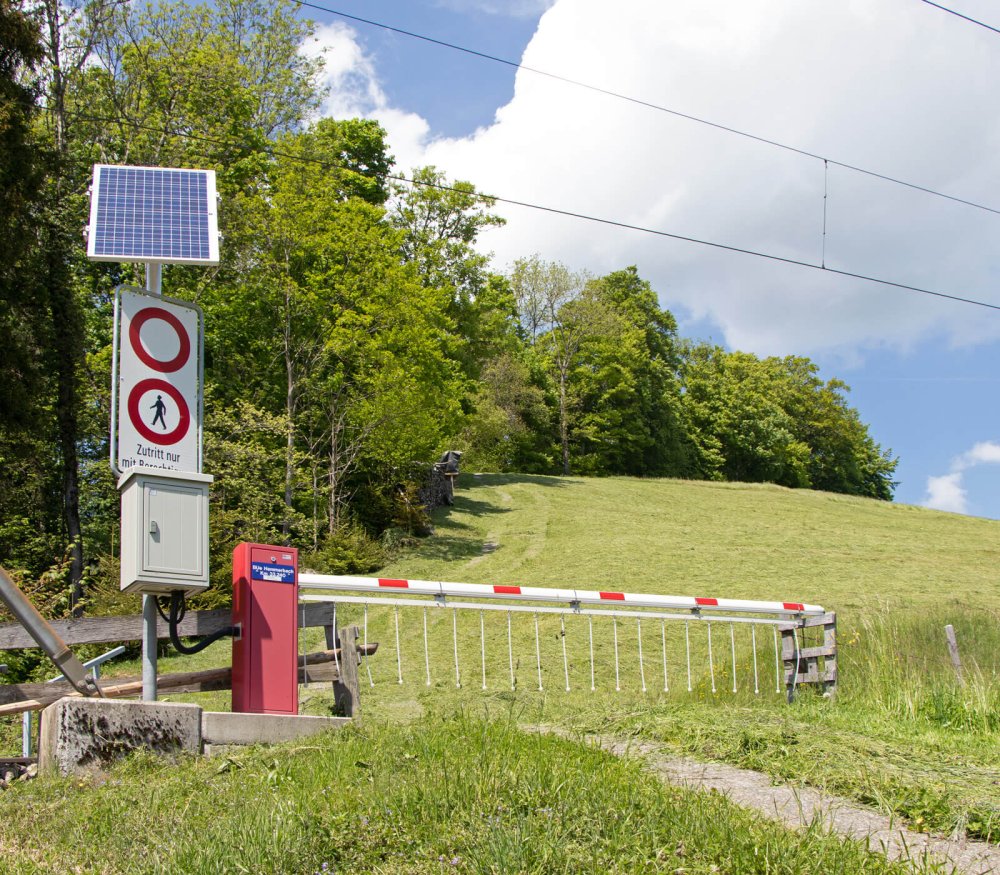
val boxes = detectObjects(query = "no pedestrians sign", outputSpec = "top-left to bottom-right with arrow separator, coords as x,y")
113,287 -> 203,475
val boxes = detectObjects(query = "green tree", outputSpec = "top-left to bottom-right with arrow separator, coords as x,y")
459,349 -> 552,472
204,122 -> 463,545
13,0 -> 121,610
0,0 -> 45,427
680,343 -> 897,498
61,0 -> 329,574
511,256 -> 602,474
391,166 -> 507,379
570,268 -> 693,476
79,0 -> 320,171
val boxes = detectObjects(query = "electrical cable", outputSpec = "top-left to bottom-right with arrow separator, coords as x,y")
292,0 -> 1000,217
157,591 -> 239,655
64,109 -> 1000,313
918,0 -> 1000,35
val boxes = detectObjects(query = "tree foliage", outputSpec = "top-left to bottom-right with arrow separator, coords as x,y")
681,344 -> 896,498
0,0 -> 898,616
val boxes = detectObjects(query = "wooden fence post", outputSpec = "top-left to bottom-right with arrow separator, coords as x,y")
781,625 -> 799,703
944,624 -> 964,686
329,624 -> 361,720
780,611 -> 837,702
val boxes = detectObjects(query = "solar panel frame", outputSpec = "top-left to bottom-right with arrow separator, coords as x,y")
87,164 -> 220,265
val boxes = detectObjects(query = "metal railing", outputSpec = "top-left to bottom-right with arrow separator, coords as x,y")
21,645 -> 127,757
298,574 -> 824,697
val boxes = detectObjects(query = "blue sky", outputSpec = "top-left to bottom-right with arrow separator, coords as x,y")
297,0 -> 1000,519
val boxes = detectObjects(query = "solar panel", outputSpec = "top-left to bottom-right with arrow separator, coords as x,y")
87,165 -> 220,265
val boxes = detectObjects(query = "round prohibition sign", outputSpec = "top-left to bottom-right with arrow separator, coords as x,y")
128,307 -> 191,373
127,378 -> 191,445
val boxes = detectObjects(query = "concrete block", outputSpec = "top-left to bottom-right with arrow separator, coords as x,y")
202,711 -> 349,749
39,697 -> 202,775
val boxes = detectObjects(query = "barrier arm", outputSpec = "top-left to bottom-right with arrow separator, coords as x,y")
0,567 -> 101,697
298,574 -> 825,618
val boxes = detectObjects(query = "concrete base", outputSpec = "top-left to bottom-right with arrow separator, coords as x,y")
39,697 -> 201,775
36,697 -> 352,773
202,711 -> 349,756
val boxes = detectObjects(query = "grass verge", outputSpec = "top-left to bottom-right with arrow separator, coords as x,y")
0,715 -> 947,874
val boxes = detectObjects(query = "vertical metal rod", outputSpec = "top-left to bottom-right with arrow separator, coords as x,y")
22,713 -> 31,758
141,594 -> 157,701
821,159 -> 829,269
707,623 -> 716,694
145,262 -> 162,295
534,613 -> 543,691
588,616 -> 595,691
332,602 -> 341,676
331,602 -> 340,675
364,603 -> 374,687
560,616 -> 570,691
507,611 -> 515,690
139,264 -> 161,702
452,608 -> 461,688
791,626 -> 803,700
300,605 -> 308,687
109,291 -> 122,477
613,617 -> 621,692
394,606 -> 403,684
773,625 -> 781,694
685,621 -> 692,692
423,607 -> 431,687
480,611 -> 487,690
637,619 -> 647,693
730,622 -> 737,693
751,623 -> 760,695
661,620 -> 668,693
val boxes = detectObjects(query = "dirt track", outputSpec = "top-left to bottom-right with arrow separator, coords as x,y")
539,729 -> 1000,874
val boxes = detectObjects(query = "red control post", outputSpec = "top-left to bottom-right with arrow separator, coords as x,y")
231,543 -> 299,714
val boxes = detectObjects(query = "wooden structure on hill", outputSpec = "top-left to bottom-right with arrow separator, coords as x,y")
780,612 -> 837,702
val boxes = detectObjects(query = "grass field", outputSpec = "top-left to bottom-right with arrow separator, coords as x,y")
0,716 -> 952,874
4,473 -> 1000,871
337,475 -> 1000,841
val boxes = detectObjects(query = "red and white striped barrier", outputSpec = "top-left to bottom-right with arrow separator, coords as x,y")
298,573 -> 823,618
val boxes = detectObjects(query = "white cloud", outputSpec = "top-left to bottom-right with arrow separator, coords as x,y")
317,0 -> 1000,360
300,23 -> 432,171
924,473 -> 968,515
956,441 -> 1000,471
923,441 -> 1000,514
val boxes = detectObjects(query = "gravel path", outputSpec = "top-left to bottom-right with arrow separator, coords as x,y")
539,729 -> 1000,874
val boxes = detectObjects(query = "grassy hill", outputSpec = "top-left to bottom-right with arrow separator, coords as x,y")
366,475 -> 1000,842
3,474 -> 1000,872
385,473 -> 1000,615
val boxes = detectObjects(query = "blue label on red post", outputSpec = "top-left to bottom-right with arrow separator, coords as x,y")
251,561 -> 295,583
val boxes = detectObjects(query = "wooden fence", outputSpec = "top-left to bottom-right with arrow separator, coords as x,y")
779,611 -> 837,701
0,602 -> 372,719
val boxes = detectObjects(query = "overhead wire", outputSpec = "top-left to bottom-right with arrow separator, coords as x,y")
292,0 -> 1000,217
64,108 -> 1000,314
917,0 -> 1000,36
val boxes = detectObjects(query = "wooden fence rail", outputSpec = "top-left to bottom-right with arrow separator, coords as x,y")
0,602 -> 336,650
0,605 -> 372,719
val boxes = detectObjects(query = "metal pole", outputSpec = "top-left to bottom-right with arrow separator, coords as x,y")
142,594 -> 157,701
0,567 -> 97,696
145,262 -> 162,295
142,260 -> 160,701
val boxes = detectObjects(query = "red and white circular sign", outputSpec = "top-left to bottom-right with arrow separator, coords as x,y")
115,289 -> 202,473
128,307 -> 191,373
